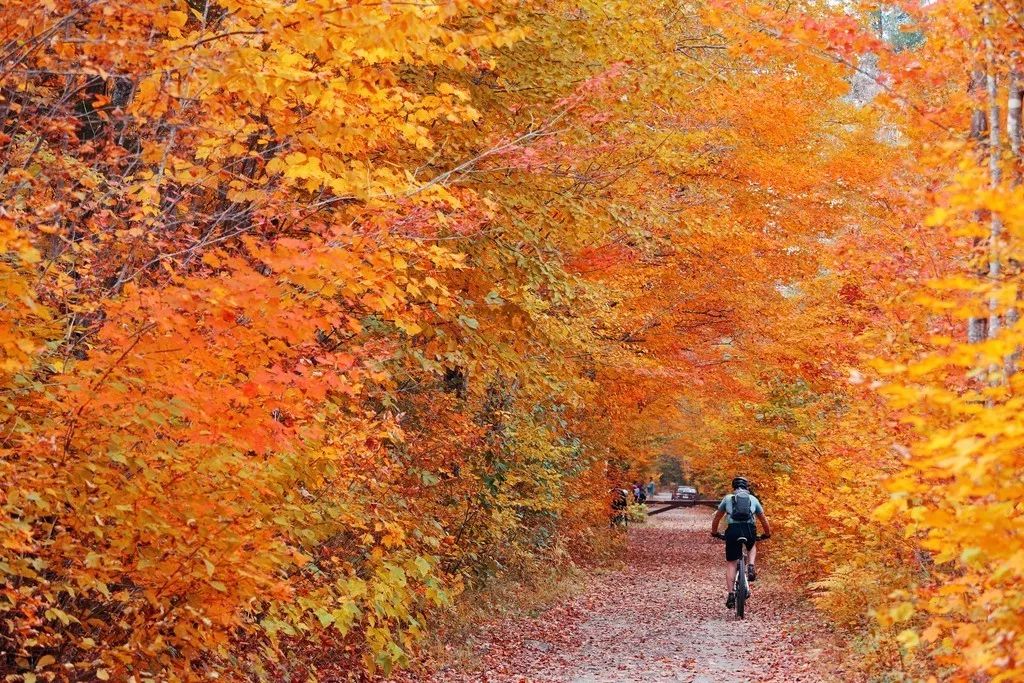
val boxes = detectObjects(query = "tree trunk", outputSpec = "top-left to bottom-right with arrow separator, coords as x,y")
1006,59 -> 1021,375
985,6 -> 1003,388
968,66 -> 989,344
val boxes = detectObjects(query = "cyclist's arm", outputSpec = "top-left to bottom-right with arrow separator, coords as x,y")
711,509 -> 725,534
756,511 -> 771,536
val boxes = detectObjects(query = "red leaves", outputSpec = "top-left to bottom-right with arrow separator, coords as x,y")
0,0 -> 958,679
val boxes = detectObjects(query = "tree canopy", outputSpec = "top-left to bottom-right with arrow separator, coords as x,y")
2,0 -> 1021,680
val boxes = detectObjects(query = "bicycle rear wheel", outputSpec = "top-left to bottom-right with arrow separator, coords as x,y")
736,556 -> 748,618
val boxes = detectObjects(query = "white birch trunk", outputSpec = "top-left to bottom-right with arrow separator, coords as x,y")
1006,60 -> 1021,375
987,59 -> 1002,343
985,9 -> 1003,387
969,66 -> 989,344
1008,62 -> 1021,158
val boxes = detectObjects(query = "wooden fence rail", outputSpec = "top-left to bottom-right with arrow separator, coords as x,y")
643,498 -> 720,516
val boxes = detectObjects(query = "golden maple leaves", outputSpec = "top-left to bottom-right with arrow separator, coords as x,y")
711,0 -> 1024,679
1,0 -> 536,678
7,0 -> 1015,680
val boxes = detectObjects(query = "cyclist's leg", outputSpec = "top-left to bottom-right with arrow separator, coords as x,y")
744,521 -> 758,579
724,527 -> 741,591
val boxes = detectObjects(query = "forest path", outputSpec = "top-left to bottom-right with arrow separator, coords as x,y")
420,508 -> 857,682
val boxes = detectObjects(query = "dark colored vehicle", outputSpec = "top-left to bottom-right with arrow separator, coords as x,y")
673,485 -> 698,501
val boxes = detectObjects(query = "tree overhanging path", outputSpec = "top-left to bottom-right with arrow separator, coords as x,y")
400,509 -> 856,682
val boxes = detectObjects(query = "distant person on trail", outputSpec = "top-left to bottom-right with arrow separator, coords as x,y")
646,479 -> 656,499
710,476 -> 772,609
610,488 -> 628,526
632,481 -> 647,504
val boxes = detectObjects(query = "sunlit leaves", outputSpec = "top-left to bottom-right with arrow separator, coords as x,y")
0,0 -> 972,679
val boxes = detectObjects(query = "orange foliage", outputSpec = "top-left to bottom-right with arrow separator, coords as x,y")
707,0 -> 1024,679
6,0 -> 1020,680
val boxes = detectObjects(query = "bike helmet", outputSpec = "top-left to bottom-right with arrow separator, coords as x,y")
731,476 -> 750,490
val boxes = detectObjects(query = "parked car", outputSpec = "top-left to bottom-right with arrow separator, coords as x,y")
673,485 -> 698,501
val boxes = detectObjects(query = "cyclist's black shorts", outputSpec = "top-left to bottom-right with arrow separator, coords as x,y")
724,523 -> 756,561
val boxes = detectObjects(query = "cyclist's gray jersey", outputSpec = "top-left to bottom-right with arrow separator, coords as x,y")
718,491 -> 764,525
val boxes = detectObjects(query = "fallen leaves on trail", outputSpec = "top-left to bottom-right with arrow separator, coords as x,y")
398,510 -> 857,683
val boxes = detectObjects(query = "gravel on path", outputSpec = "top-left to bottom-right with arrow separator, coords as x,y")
412,508 -> 860,683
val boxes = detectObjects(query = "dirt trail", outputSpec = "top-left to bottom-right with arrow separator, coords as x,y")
420,508 -> 857,682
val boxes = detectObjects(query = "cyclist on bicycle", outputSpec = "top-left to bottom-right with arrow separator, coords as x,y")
710,476 -> 771,608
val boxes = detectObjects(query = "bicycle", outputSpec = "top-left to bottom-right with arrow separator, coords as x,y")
713,531 -> 768,618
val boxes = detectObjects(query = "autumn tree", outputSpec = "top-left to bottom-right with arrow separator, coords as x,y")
6,0 -> 1012,680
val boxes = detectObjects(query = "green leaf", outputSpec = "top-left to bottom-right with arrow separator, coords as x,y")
314,608 -> 335,626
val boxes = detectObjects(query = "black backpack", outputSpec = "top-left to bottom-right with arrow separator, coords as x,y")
731,492 -> 753,523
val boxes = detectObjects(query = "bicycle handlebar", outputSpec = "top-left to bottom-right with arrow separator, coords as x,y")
711,532 -> 771,541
